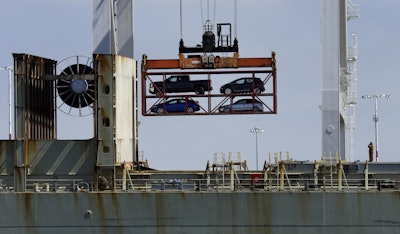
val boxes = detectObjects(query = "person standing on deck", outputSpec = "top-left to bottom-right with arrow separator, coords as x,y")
368,142 -> 374,162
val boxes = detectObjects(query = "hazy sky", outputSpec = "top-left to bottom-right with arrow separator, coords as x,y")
0,1 -> 399,170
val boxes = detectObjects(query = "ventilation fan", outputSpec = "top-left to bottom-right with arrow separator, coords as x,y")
56,56 -> 95,117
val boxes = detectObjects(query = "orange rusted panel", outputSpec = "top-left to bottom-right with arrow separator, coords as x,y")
179,56 -> 202,69
145,59 -> 180,69
237,58 -> 274,68
144,53 -> 276,70
214,57 -> 238,68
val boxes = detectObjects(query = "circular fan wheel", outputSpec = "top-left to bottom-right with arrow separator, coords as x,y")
56,56 -> 95,117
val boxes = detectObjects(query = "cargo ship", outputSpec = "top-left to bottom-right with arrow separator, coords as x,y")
0,0 -> 399,233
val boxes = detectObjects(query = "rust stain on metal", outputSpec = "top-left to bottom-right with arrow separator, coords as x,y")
23,193 -> 35,226
95,193 -> 108,226
13,53 -> 57,141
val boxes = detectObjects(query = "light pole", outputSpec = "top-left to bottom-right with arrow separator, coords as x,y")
250,126 -> 264,170
0,66 -> 14,140
362,94 -> 390,162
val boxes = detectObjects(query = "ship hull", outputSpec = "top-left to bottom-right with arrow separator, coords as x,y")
1,191 -> 399,234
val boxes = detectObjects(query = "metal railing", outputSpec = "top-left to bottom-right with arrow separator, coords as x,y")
25,178 -> 91,192
2,170 -> 397,193
114,177 -> 400,193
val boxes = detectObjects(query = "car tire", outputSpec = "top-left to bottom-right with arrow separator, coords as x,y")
195,86 -> 205,95
223,107 -> 230,112
224,88 -> 232,95
156,107 -> 164,113
187,106 -> 194,113
254,87 -> 261,95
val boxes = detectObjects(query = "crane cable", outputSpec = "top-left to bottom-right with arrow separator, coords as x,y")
200,0 -> 216,30
213,0 -> 216,31
180,0 -> 183,39
234,0 -> 237,39
200,0 -> 204,30
180,0 -> 238,39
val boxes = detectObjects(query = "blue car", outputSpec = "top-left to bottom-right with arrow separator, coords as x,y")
218,99 -> 264,112
151,98 -> 200,113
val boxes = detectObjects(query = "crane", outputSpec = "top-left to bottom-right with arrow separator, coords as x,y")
321,0 -> 360,161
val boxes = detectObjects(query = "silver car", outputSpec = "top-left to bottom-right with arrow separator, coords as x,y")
218,99 -> 264,112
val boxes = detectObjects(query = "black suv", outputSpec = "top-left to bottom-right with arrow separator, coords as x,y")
220,77 -> 265,95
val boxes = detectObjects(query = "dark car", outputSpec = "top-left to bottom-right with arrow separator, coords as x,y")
149,75 -> 212,95
151,98 -> 200,113
220,77 -> 265,95
218,99 -> 264,112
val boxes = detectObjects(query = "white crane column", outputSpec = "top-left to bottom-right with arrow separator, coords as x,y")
321,0 -> 348,160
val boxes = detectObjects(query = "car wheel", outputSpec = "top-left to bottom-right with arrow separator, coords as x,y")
195,86 -> 205,95
156,107 -> 164,113
254,87 -> 261,95
224,107 -> 230,112
224,88 -> 232,95
155,90 -> 162,96
187,106 -> 194,113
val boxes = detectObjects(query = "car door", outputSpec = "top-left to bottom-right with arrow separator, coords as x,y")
243,78 -> 254,92
164,76 -> 178,93
243,99 -> 253,111
174,76 -> 186,93
232,99 -> 246,111
177,99 -> 187,112
165,99 -> 178,112
169,99 -> 187,112
232,78 -> 245,93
